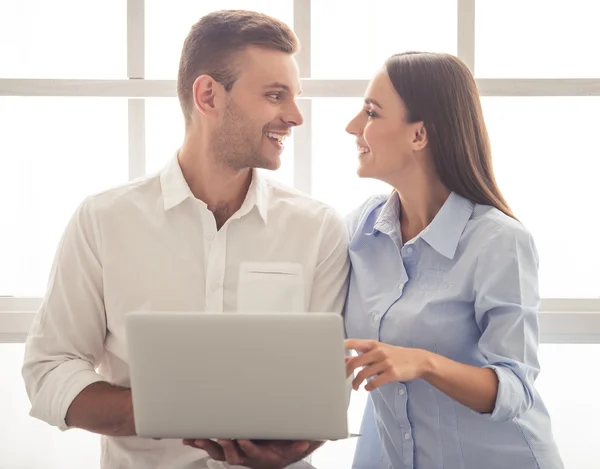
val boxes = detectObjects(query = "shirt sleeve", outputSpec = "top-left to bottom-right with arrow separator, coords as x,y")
308,208 -> 350,315
473,222 -> 541,423
308,207 -> 352,409
22,197 -> 108,430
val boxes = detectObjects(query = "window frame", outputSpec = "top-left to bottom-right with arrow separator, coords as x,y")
1,0 -> 599,343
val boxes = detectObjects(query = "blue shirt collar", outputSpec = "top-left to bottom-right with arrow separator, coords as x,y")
420,192 -> 475,259
364,191 -> 475,260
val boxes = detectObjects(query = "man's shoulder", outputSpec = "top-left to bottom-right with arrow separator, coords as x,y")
263,177 -> 342,224
82,172 -> 161,215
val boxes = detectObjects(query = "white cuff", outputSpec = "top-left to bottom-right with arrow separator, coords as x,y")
29,359 -> 106,431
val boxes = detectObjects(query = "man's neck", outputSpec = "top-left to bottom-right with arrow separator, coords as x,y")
177,143 -> 252,230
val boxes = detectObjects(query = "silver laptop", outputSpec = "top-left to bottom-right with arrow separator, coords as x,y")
126,311 -> 349,441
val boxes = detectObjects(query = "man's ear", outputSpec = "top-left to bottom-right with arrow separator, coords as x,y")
192,75 -> 223,118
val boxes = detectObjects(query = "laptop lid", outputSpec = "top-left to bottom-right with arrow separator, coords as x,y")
126,312 -> 349,441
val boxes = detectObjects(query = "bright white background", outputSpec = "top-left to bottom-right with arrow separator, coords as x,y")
1,1 -> 599,468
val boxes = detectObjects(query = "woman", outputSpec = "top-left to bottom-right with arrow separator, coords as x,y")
343,52 -> 563,469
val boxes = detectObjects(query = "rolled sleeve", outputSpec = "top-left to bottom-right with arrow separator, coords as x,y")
22,198 -> 108,430
474,223 -> 541,423
29,361 -> 106,431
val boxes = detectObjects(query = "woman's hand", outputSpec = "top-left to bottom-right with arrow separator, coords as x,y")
345,338 -> 499,414
344,339 -> 432,391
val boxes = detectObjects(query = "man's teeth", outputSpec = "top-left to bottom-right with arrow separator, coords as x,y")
357,145 -> 370,154
265,132 -> 286,143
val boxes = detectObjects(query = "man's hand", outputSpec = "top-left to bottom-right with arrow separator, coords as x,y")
182,438 -> 322,469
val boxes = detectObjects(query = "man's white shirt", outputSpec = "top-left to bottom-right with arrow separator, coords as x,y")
22,155 -> 350,469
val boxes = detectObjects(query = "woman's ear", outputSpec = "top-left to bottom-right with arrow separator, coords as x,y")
411,123 -> 428,151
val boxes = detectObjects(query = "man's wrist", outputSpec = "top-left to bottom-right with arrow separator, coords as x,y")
114,388 -> 136,436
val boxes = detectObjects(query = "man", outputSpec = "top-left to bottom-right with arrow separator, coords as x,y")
22,10 -> 349,469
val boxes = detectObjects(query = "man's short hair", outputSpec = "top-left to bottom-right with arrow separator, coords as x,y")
177,10 -> 300,124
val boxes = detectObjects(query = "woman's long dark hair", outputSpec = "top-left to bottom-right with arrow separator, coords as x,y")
385,51 -> 516,219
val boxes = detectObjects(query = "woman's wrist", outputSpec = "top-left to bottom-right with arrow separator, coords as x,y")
418,349 -> 439,381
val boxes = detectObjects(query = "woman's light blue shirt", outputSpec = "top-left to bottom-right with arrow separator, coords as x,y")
345,192 -> 563,469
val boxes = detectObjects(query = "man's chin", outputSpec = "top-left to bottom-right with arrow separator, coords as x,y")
255,156 -> 282,172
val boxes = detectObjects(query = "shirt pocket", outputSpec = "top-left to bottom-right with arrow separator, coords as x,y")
237,262 -> 305,313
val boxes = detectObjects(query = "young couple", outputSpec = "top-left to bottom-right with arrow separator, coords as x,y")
23,9 -> 563,469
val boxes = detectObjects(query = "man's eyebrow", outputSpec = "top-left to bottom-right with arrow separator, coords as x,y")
364,97 -> 382,108
264,82 -> 303,95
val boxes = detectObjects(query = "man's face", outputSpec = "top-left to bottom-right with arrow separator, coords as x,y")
210,46 -> 303,171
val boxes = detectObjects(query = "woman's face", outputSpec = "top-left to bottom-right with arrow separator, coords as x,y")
346,68 -> 427,184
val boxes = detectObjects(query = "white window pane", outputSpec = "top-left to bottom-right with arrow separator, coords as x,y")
475,0 -> 600,78
0,0 -> 125,78
537,344 -> 600,469
310,386 -> 368,469
0,344 -> 101,468
312,99 -> 390,216
311,0 -> 457,79
145,99 -> 185,174
0,98 -> 128,297
482,97 -> 600,299
145,1 -> 294,79
145,98 -> 295,187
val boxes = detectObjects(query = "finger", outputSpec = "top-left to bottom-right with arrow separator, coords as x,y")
352,362 -> 387,390
236,439 -> 263,458
238,439 -> 310,458
188,439 -> 226,460
344,339 -> 376,353
365,370 -> 395,391
217,439 -> 245,465
291,440 -> 311,454
345,349 -> 382,376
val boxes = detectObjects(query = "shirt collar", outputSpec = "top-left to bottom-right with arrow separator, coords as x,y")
370,191 -> 400,236
420,192 -> 475,259
159,153 -> 269,224
365,191 -> 475,259
241,169 -> 269,223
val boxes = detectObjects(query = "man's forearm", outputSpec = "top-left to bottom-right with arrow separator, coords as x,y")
65,382 -> 136,436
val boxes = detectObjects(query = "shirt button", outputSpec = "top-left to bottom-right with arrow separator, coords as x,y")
206,233 -> 215,241
211,283 -> 221,292
406,246 -> 414,254
398,388 -> 405,396
404,432 -> 411,440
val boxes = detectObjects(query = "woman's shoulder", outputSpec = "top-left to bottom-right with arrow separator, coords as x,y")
469,204 -> 537,257
345,194 -> 389,238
